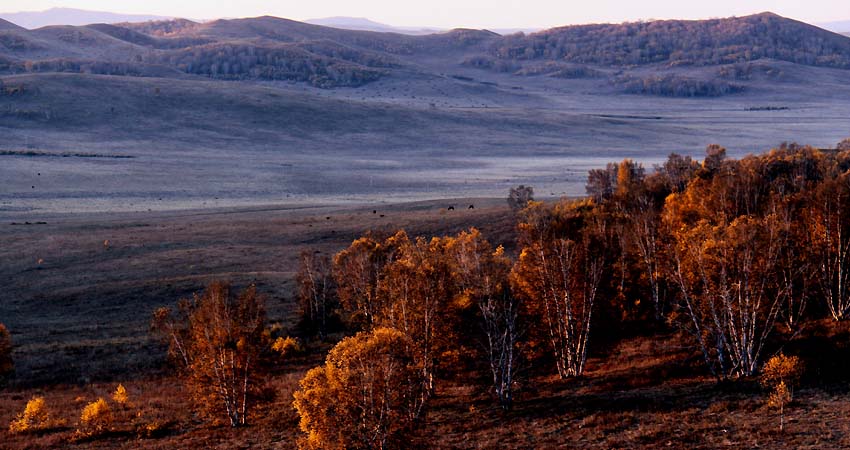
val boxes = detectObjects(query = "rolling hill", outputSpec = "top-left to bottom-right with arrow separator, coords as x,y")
1,12 -> 849,91
483,12 -> 850,68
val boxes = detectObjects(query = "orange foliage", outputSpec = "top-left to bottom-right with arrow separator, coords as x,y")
293,327 -> 425,450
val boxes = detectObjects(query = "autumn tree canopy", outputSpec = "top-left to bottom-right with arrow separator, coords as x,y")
293,327 -> 425,450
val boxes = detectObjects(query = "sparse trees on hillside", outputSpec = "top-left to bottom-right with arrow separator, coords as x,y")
296,250 -> 338,338
293,327 -> 425,450
151,282 -> 267,427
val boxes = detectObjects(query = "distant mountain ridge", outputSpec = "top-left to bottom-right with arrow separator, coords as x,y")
0,7 -> 171,29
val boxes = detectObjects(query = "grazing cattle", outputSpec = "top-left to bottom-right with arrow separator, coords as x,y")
468,204 -> 474,209
447,206 -> 455,211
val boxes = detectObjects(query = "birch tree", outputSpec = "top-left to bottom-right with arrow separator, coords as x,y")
512,200 -> 606,378
806,173 -> 850,320
152,282 -> 267,426
448,228 -> 521,409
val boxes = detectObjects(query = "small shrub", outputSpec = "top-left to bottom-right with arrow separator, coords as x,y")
112,384 -> 129,408
272,336 -> 303,358
78,398 -> 112,436
9,396 -> 51,434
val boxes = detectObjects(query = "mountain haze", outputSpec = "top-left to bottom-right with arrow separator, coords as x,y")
306,16 -> 442,35
0,7 -> 172,30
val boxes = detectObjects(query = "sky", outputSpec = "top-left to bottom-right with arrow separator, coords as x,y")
1,0 -> 848,29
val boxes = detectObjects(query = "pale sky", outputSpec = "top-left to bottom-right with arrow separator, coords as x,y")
1,0 -> 848,29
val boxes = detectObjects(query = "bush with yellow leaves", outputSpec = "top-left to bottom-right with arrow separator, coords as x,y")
9,396 -> 52,434
78,397 -> 113,437
293,327 -> 426,450
112,384 -> 129,408
272,336 -> 304,358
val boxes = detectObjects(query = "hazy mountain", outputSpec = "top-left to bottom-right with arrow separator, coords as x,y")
817,19 -> 850,33
305,16 -> 539,36
306,16 -> 442,35
0,7 -> 171,29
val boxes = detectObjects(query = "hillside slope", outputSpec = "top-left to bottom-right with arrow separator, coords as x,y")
485,12 -> 850,68
3,13 -> 848,91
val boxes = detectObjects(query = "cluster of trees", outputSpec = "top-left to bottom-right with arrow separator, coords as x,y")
3,58 -> 161,77
585,144 -> 850,378
487,13 -> 850,68
611,74 -> 745,97
289,142 -> 850,447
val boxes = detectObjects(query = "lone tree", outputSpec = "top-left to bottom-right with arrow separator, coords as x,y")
761,353 -> 803,432
152,282 -> 267,427
293,327 -> 426,450
507,185 -> 534,211
0,324 -> 12,382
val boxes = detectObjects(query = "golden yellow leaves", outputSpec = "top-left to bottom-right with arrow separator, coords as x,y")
9,396 -> 52,434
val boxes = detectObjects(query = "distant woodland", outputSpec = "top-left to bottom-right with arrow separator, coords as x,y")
488,13 -> 850,68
